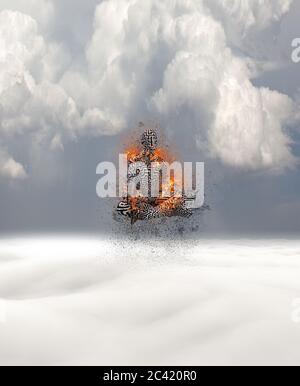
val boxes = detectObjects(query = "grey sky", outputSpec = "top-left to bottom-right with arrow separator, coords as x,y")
0,0 -> 300,236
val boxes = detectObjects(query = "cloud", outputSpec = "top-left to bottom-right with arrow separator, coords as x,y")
0,0 -> 54,29
0,10 -> 119,142
0,150 -> 27,179
204,0 -> 293,46
0,0 -> 297,180
87,0 -> 295,170
1,238 -> 300,365
209,78 -> 295,169
0,8 -> 124,179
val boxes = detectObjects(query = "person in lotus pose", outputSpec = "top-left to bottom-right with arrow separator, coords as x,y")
117,128 -> 193,224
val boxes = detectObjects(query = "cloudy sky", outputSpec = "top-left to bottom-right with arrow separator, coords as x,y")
0,0 -> 299,236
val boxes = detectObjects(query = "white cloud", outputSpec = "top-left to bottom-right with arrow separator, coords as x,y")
0,9 -> 124,179
84,0 -> 296,170
0,150 -> 27,179
1,238 -> 300,365
205,0 -> 293,46
0,0 -> 297,180
0,0 -> 54,29
209,74 -> 295,169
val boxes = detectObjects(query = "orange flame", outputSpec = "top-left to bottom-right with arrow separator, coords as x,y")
122,128 -> 183,201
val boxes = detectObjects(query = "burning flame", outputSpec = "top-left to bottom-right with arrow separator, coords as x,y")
126,146 -> 140,162
123,130 -> 184,208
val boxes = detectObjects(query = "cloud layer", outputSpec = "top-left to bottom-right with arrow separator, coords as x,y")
0,0 -> 297,178
1,238 -> 300,365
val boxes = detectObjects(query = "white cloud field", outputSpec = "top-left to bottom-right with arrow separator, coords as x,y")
0,238 -> 300,366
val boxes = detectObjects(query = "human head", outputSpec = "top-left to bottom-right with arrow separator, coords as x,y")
141,129 -> 158,152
